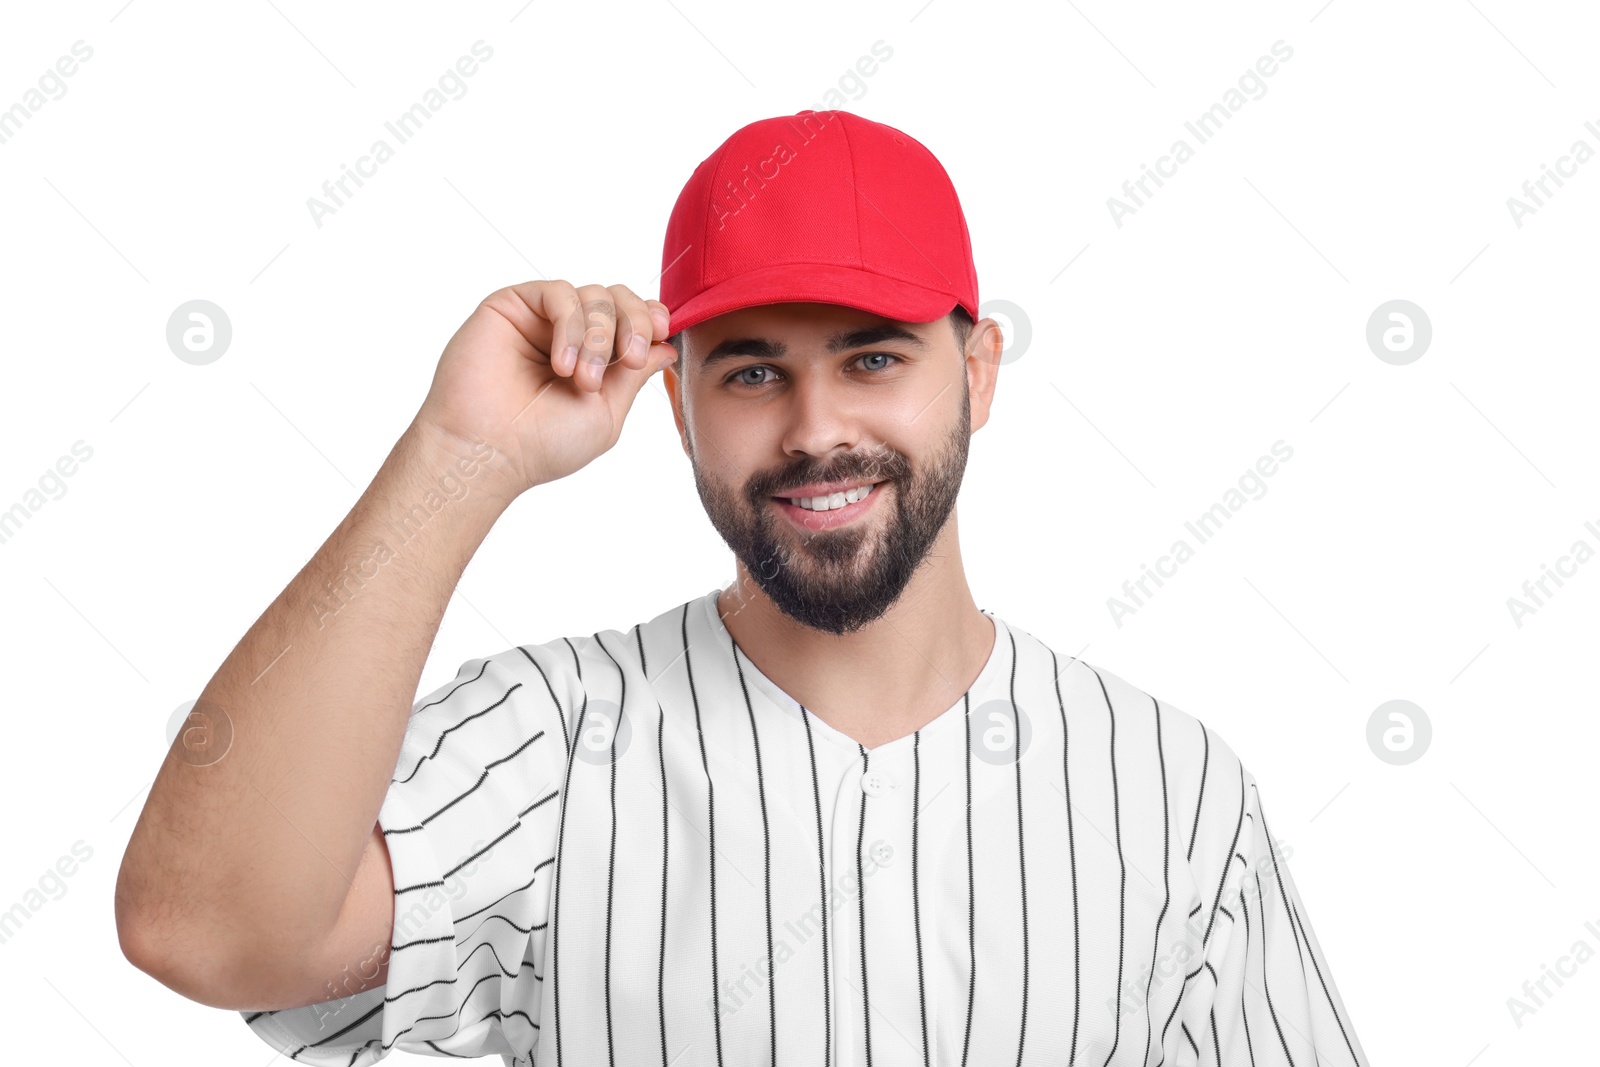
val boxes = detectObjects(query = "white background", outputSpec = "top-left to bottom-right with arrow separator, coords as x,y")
2,0 -> 1597,1062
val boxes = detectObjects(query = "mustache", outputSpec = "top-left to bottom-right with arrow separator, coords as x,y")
748,455 -> 908,500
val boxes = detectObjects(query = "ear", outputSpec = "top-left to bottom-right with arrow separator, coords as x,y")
964,317 -> 1004,433
661,355 -> 691,457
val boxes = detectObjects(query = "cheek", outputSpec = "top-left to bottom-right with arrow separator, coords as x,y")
690,400 -> 765,463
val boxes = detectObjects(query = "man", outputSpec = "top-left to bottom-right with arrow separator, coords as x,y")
116,110 -> 1369,1066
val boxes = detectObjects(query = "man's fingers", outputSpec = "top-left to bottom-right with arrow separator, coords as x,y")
608,284 -> 657,374
537,280 -> 584,377
646,299 -> 671,342
484,280 -> 671,395
571,283 -> 618,392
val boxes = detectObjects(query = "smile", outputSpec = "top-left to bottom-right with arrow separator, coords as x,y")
781,482 -> 879,512
770,482 -> 884,529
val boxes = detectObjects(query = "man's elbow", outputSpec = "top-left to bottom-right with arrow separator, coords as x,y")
114,869 -> 260,1011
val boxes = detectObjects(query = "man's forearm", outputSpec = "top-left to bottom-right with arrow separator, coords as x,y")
115,420 -> 514,969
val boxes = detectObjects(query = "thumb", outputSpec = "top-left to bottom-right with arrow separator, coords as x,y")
600,339 -> 677,412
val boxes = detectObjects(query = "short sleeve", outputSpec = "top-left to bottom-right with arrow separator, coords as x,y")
1177,757 -> 1370,1067
237,640 -> 581,1066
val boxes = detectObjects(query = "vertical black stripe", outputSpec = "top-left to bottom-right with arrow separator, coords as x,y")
1180,1021 -> 1199,1058
1257,788 -> 1313,994
1237,889 -> 1259,1067
643,622 -> 670,1067
801,706 -> 832,1067
1274,825 -> 1362,1063
517,647 -> 570,764
1138,697 -> 1172,1067
856,743 -> 873,1067
681,603 -> 726,1067
960,691 -> 976,1067
728,643 -> 777,1067
549,639 -> 593,1067
1091,668 -> 1126,1067
912,730 -> 930,1067
1248,817 -> 1294,1067
1049,650 -> 1082,1065
1186,720 -> 1211,862
561,637 -> 586,753
1241,799 -> 1292,1067
1202,765 -> 1247,950
594,633 -> 630,1067
1009,630 -> 1029,1067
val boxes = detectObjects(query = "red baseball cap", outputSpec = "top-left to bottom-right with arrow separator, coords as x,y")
658,109 -> 980,340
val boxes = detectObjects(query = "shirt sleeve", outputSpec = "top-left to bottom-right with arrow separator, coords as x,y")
236,640 -> 581,1066
1177,755 -> 1371,1067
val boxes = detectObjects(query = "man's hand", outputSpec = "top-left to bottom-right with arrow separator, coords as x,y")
414,280 -> 676,500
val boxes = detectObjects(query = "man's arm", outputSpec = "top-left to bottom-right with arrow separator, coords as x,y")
115,420 -> 509,1009
114,281 -> 676,1012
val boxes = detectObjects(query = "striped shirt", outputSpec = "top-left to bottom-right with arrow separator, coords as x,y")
241,585 -> 1369,1066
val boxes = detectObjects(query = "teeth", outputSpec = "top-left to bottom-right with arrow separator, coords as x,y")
790,483 -> 874,511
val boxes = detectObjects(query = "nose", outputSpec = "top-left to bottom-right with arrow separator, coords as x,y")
778,371 -> 865,460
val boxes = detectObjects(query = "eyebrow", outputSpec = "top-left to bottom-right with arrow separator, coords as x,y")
697,323 -> 929,369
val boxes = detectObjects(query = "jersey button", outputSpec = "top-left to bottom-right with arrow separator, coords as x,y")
869,840 -> 894,867
860,771 -> 891,797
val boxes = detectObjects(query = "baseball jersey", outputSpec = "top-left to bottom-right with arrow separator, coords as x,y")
239,585 -> 1369,1066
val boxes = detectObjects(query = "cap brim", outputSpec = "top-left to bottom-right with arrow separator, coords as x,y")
664,262 -> 971,338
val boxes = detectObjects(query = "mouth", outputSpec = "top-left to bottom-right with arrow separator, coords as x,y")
770,481 -> 884,529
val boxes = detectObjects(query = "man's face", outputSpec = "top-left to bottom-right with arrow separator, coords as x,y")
663,301 -> 993,636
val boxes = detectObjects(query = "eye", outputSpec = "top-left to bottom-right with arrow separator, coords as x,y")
724,352 -> 903,388
859,352 -> 899,371
729,365 -> 777,387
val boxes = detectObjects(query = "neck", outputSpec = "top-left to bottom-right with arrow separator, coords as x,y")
715,518 -> 994,746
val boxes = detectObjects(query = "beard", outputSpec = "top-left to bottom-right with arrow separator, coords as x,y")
688,376 -> 972,636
